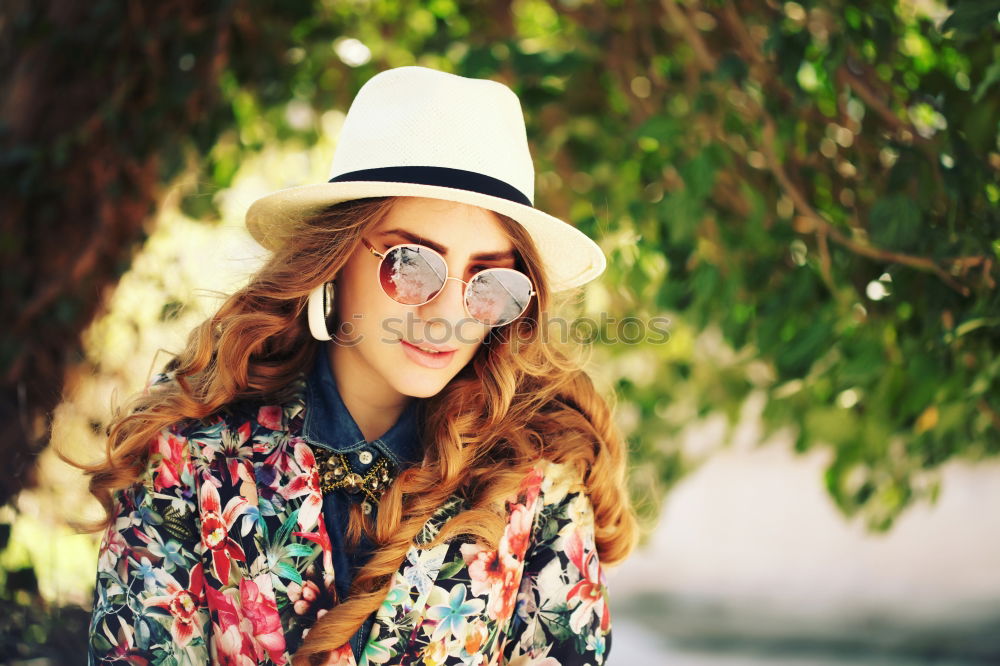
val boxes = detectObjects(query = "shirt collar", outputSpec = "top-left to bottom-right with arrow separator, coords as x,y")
302,346 -> 424,469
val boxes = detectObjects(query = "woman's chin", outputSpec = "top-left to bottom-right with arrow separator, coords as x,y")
393,373 -> 453,399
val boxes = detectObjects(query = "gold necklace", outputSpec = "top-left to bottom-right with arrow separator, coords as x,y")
312,446 -> 395,512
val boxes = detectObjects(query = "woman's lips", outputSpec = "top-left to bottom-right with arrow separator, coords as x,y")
399,339 -> 457,369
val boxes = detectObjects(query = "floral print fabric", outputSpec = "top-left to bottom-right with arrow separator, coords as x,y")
88,373 -> 613,665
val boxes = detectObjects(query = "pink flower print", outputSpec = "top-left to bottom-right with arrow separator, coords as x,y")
289,440 -> 317,476
199,482 -> 248,584
459,501 -> 533,622
218,421 -> 255,486
491,564 -> 520,623
239,575 -> 288,664
98,523 -> 127,572
280,442 -> 323,531
461,543 -> 502,598
206,585 -> 257,665
504,503 -> 534,561
257,404 -> 284,431
286,581 -> 303,612
213,625 -> 255,666
460,540 -> 519,622
142,563 -> 206,646
152,430 -> 191,491
564,529 -> 608,633
518,464 -> 545,508
262,437 -> 296,478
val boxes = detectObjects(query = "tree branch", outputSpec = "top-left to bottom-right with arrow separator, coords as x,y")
660,0 -> 716,71
759,116 -> 970,296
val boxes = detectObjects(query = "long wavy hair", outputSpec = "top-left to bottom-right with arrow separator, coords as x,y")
76,195 -> 638,665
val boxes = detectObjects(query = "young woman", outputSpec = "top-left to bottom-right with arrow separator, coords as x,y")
83,65 -> 638,665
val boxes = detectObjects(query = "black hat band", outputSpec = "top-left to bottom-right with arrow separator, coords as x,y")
328,166 -> 532,207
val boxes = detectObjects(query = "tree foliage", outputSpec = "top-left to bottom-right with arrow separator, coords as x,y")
1,0 -> 998,545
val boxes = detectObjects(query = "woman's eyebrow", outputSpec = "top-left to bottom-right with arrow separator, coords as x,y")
380,228 -> 516,262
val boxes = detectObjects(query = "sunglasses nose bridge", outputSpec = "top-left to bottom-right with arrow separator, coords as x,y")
426,274 -> 465,294
421,273 -> 468,308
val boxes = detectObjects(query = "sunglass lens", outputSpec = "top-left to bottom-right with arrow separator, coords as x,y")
466,269 -> 533,326
379,246 -> 447,305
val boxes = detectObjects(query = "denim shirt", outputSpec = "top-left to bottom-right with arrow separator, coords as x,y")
301,347 -> 424,661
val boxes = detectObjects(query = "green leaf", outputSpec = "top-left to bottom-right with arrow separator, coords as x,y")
940,0 -> 1000,40
285,543 -> 315,558
805,406 -> 861,448
542,612 -> 575,641
973,59 -> 1000,103
274,561 -> 303,584
437,558 -> 465,580
868,193 -> 923,251
90,634 -> 114,653
275,509 -> 300,545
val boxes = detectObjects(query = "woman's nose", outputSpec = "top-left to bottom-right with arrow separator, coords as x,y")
418,275 -> 470,340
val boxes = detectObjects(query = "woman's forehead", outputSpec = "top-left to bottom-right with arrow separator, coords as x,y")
376,198 -> 514,255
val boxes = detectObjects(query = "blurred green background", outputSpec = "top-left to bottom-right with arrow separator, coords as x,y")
1,0 -> 998,663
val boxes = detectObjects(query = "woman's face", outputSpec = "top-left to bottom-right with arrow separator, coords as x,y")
330,196 -> 518,401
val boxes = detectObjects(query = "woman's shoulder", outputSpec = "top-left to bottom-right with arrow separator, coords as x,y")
132,375 -> 303,498
125,374 -> 296,500
531,457 -> 589,505
520,458 -> 597,537
143,370 -> 304,440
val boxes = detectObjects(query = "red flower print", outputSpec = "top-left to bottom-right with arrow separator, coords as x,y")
518,464 -> 545,508
257,404 -> 284,431
224,422 -> 255,486
199,482 -> 248,584
280,442 -> 323,531
206,585 -> 257,665
206,577 -> 289,664
293,515 -> 336,582
564,529 -> 609,633
142,563 -> 206,646
152,430 -> 191,492
461,543 -> 502,597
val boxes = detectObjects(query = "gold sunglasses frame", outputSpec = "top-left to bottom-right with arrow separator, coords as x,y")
360,236 -> 537,328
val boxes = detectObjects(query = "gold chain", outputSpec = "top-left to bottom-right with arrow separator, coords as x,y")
313,447 -> 395,506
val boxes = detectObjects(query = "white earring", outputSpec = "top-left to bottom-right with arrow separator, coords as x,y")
307,280 -> 336,341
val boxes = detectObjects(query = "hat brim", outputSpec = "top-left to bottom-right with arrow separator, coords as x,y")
245,180 -> 607,292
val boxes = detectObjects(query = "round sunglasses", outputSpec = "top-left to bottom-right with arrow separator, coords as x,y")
361,236 -> 536,327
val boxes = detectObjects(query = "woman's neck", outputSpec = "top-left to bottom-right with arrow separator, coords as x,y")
326,343 -> 412,443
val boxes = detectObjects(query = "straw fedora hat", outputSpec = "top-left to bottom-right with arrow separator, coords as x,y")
244,65 -> 606,292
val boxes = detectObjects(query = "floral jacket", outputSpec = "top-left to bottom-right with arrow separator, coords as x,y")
88,372 -> 613,666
